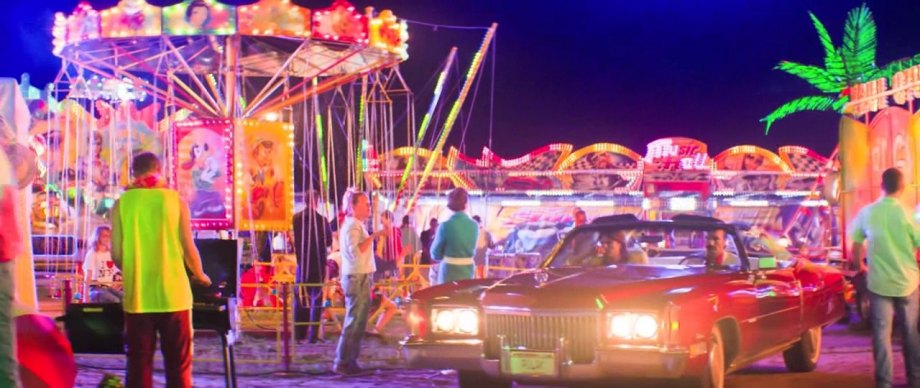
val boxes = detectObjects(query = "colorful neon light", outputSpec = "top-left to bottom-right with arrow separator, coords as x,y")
407,23 -> 498,211
398,48 -> 457,190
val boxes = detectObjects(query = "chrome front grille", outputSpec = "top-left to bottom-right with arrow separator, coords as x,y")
484,312 -> 598,363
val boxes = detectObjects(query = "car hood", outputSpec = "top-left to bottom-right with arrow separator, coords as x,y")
481,265 -> 729,310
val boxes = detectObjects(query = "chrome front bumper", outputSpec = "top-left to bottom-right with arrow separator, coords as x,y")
402,338 -> 690,381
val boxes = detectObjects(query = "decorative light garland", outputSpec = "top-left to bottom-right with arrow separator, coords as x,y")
406,24 -> 498,211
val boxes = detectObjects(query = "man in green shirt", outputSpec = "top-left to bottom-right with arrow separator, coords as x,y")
850,168 -> 920,388
112,152 -> 211,388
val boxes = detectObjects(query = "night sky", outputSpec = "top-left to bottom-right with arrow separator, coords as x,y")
3,0 -> 920,158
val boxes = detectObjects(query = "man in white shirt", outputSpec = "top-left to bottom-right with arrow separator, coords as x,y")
334,189 -> 390,375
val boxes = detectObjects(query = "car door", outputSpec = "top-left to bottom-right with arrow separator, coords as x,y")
752,264 -> 804,349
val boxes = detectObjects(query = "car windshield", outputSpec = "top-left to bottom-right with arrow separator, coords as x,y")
548,225 -> 748,270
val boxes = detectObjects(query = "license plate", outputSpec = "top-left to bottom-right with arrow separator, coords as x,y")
507,351 -> 557,377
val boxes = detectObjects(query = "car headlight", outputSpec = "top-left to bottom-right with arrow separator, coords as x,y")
607,312 -> 658,340
431,307 -> 479,335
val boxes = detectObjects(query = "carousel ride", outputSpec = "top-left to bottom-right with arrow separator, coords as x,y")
8,1 -> 416,381
28,0 -> 411,278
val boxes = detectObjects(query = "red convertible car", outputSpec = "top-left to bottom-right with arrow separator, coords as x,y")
402,214 -> 846,387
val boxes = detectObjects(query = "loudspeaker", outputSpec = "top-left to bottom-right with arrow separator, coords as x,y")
60,303 -> 125,354
192,239 -> 239,299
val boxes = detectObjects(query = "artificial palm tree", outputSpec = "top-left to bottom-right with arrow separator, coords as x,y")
761,4 -> 920,134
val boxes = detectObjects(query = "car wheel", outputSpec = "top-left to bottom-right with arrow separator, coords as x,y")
457,370 -> 511,388
689,326 -> 725,388
783,325 -> 822,372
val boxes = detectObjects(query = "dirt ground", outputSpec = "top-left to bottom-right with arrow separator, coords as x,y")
69,317 -> 908,388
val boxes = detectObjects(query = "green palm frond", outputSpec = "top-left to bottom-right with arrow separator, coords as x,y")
878,53 -> 920,79
776,61 -> 845,93
831,95 -> 849,111
809,12 -> 845,78
841,4 -> 878,81
761,95 -> 843,134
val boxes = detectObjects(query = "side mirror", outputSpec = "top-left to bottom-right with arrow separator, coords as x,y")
758,256 -> 777,270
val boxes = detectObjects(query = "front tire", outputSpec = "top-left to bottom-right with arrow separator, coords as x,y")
783,325 -> 822,372
690,326 -> 725,388
457,370 -> 511,388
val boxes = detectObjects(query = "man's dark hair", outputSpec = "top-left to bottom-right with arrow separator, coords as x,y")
472,215 -> 481,223
402,215 -> 410,226
131,152 -> 161,177
447,188 -> 469,212
882,168 -> 903,194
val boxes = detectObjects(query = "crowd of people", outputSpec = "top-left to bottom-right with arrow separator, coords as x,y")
291,186 -> 486,375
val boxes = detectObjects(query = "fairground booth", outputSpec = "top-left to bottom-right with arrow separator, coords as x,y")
370,137 -> 841,276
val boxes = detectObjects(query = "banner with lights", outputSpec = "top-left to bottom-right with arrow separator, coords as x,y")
58,3 -> 101,48
173,119 -> 234,230
100,0 -> 162,38
642,137 -> 711,196
369,9 -> 408,59
162,0 -> 237,36
238,0 -> 311,37
556,143 -> 641,192
53,0 -> 409,60
712,146 -> 791,193
236,120 -> 294,231
448,144 -> 573,191
312,0 -> 368,43
370,140 -> 838,201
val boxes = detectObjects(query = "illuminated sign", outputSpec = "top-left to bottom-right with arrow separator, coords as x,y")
891,64 -> 920,105
644,137 -> 710,171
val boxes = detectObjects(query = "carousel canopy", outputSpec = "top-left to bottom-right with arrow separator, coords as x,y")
52,0 -> 409,77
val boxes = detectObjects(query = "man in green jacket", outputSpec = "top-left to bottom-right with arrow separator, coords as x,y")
430,188 -> 478,285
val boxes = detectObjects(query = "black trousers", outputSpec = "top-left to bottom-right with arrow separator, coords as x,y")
294,284 -> 324,341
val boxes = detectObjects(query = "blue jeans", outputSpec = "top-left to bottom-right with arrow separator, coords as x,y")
0,262 -> 19,387
870,289 -> 920,388
89,286 -> 123,303
335,273 -> 371,367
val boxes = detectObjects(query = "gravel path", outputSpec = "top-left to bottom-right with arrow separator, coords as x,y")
73,322 -> 898,387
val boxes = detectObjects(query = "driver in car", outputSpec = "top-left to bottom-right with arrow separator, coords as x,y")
706,229 -> 740,267
583,231 -> 648,266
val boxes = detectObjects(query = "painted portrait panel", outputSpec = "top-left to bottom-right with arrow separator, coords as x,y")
163,0 -> 236,36
100,0 -> 162,38
237,121 -> 293,231
238,0 -> 310,37
174,119 -> 233,229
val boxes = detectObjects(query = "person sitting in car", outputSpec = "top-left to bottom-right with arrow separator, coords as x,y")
581,230 -> 647,266
705,229 -> 740,267
593,231 -> 627,266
